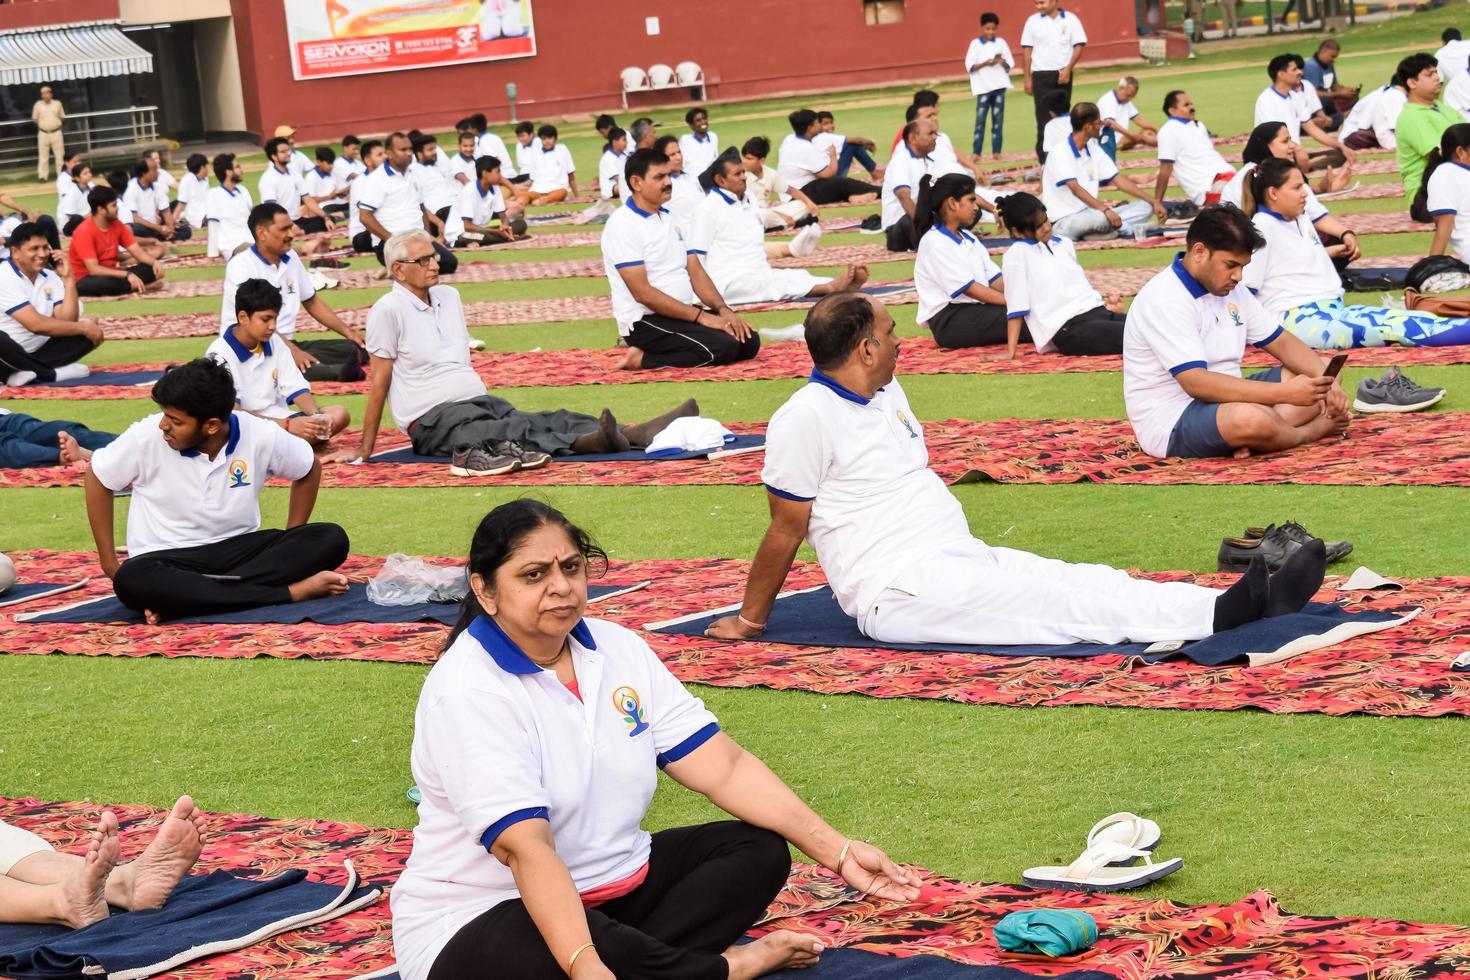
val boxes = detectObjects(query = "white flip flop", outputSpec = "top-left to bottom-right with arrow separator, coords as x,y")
1023,841 -> 1183,893
1087,812 -> 1161,863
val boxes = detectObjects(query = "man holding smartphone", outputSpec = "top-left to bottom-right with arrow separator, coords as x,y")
1124,205 -> 1350,459
0,221 -> 102,387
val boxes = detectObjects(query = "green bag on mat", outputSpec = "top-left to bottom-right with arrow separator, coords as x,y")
993,909 -> 1099,957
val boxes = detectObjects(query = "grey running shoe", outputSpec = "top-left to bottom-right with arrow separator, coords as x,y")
498,440 -> 551,471
450,444 -> 519,477
1353,367 -> 1445,413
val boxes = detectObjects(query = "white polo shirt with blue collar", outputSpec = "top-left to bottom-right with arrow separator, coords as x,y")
205,183 -> 254,256
356,161 -> 426,243
679,130 -> 720,176
881,144 -> 935,230
1254,84 -> 1309,140
776,132 -> 830,189
205,329 -> 311,419
999,235 -> 1103,351
762,371 -> 970,621
1042,134 -> 1119,221
0,257 -> 65,355
1242,206 -> 1344,317
219,246 -> 318,340
391,614 -> 720,980
1020,7 -> 1088,72
1124,256 -> 1284,457
257,163 -> 304,220
1156,115 -> 1234,204
914,224 -> 1003,325
90,412 -> 315,558
600,198 -> 698,336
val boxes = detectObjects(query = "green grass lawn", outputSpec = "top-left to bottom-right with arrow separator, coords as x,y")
5,6 -> 1470,936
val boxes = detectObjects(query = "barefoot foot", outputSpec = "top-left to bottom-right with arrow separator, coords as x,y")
617,347 -> 646,370
621,398 -> 699,448
287,571 -> 350,603
723,931 -> 824,979
57,432 -> 92,465
57,810 -> 119,928
121,796 -> 207,910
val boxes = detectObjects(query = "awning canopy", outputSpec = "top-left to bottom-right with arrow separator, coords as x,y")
0,21 -> 153,86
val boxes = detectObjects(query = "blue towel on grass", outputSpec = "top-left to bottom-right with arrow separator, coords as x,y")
21,581 -> 631,626
651,586 -> 1407,665
374,433 -> 764,465
30,369 -> 166,389
0,865 -> 380,979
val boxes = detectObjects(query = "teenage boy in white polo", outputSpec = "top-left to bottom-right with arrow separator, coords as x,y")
1043,103 -> 1164,240
679,106 -> 720,175
966,12 -> 1014,158
456,156 -> 527,246
516,125 -> 577,206
600,147 -> 761,371
219,203 -> 366,382
1154,91 -> 1236,206
0,221 -> 102,387
1124,205 -> 1349,460
258,137 -> 331,236
1021,0 -> 1087,161
705,290 -> 1328,649
358,132 -> 459,274
881,119 -> 938,252
83,358 -> 350,623
206,278 -> 351,449
689,155 -> 864,305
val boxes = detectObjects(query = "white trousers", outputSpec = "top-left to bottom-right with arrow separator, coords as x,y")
759,199 -> 810,229
0,820 -> 52,875
862,540 -> 1220,646
716,267 -> 830,305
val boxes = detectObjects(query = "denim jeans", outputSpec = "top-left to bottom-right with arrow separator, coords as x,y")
836,142 -> 878,178
973,89 -> 1006,155
0,412 -> 115,468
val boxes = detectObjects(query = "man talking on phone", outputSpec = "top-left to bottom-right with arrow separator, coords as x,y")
1124,205 -> 1350,459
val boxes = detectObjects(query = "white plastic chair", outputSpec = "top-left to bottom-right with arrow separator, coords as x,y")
675,61 -> 706,99
647,63 -> 676,89
620,66 -> 649,108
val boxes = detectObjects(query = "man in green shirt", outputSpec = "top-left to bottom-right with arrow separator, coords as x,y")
1396,52 -> 1465,202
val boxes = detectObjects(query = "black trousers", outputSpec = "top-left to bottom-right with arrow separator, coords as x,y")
76,264 -> 156,297
350,230 -> 373,254
373,237 -> 458,275
28,213 -> 60,249
62,214 -> 84,236
112,524 -> 350,620
294,339 -> 367,383
1052,305 -> 1126,355
798,176 -> 880,205
129,221 -> 191,242
1032,70 -> 1072,162
626,314 -> 761,369
884,215 -> 916,253
429,821 -> 791,980
0,332 -> 98,381
296,216 -> 328,234
927,302 -> 1029,349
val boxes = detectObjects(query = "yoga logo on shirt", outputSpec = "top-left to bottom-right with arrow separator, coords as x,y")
228,458 -> 251,488
896,409 -> 919,439
612,685 -> 650,737
1227,303 -> 1244,329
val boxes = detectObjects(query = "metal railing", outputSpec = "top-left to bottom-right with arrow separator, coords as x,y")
0,104 -> 160,172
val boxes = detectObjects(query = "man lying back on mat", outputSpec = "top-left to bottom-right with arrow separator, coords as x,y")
83,358 -> 350,624
0,796 -> 205,928
706,292 -> 1327,648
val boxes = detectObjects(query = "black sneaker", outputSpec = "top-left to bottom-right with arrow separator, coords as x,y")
1220,523 -> 1351,571
450,445 -> 519,477
860,214 -> 881,231
1353,367 -> 1445,413
310,256 -> 348,269
792,215 -> 820,229
498,440 -> 551,471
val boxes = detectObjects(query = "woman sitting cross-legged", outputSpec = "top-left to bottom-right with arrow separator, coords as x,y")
911,172 -> 1015,349
1246,158 -> 1470,348
994,191 -> 1127,359
390,501 -> 919,980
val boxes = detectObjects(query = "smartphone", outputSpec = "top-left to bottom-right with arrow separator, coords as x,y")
1322,353 -> 1349,379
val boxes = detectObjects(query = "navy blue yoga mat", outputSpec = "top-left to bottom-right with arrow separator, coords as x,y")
31,369 -> 165,389
22,581 -> 632,626
0,866 -> 379,979
374,433 -> 764,465
651,586 -> 1405,666
0,582 -> 85,609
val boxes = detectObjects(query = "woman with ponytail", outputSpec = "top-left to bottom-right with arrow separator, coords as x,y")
994,191 -> 1128,358
1221,121 -> 1352,214
1426,123 -> 1470,259
394,501 -> 919,980
912,172 -> 1010,348
1245,156 -> 1470,350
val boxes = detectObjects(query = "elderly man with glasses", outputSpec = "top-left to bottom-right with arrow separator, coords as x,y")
351,230 -> 699,477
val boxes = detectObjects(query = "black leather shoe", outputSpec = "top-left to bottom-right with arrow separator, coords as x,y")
1241,522 -> 1353,565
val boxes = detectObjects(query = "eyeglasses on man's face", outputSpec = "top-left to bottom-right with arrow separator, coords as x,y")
396,252 -> 440,268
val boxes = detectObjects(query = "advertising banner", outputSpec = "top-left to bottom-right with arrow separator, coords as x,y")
284,0 -> 535,81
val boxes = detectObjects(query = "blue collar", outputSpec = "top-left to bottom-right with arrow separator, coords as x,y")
468,613 -> 598,675
1452,161 -> 1470,172
5,256 -> 20,278
808,368 -> 873,405
1258,206 -> 1292,223
1068,135 -> 1089,158
935,224 -> 967,244
1269,85 -> 1291,99
383,162 -> 397,176
459,152 -> 474,162
249,244 -> 288,268
713,187 -> 739,205
180,413 -> 241,459
1169,254 -> 1208,299
223,184 -> 240,196
692,132 -> 710,142
477,180 -> 495,197
272,163 -> 289,174
1166,114 -> 1193,124
626,197 -> 654,217
223,328 -> 271,361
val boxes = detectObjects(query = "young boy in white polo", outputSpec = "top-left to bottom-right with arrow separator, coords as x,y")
83,358 -> 350,623
206,278 -> 350,450
517,125 -> 577,206
457,156 -> 527,245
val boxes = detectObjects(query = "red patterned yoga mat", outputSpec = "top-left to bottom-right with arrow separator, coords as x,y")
6,796 -> 1466,979
1,551 -> 1463,718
